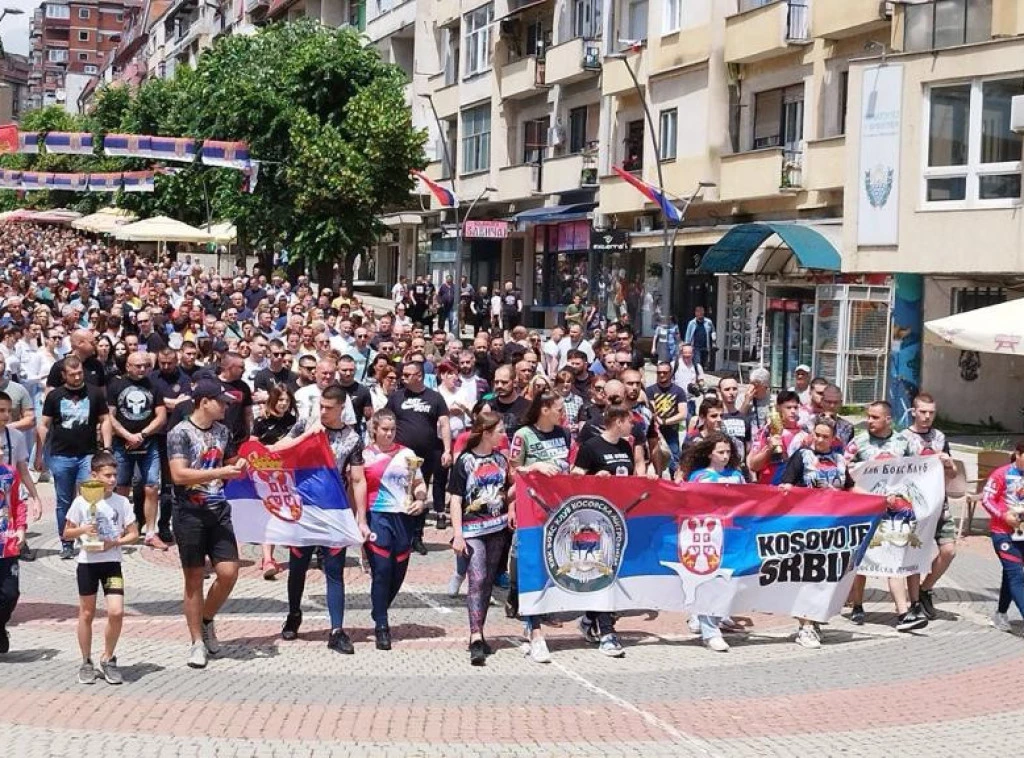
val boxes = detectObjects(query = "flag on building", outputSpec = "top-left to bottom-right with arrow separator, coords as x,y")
612,165 -> 681,223
226,434 -> 363,549
412,169 -> 457,208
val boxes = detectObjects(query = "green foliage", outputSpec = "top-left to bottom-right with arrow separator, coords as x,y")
4,20 -> 427,274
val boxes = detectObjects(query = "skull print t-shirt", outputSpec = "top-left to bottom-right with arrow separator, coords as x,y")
107,376 -> 165,436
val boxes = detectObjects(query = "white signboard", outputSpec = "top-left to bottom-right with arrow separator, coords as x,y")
857,65 -> 903,247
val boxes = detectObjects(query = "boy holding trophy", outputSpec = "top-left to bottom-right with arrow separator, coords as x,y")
63,452 -> 139,685
0,448 -> 26,655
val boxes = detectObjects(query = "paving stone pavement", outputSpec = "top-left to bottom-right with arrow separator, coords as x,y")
3,484 -> 1024,757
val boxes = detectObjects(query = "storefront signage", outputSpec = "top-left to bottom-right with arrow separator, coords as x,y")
463,220 -> 511,239
590,228 -> 629,253
857,64 -> 903,247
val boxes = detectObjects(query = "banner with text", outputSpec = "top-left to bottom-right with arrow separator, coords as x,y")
851,454 -> 944,578
515,474 -> 887,623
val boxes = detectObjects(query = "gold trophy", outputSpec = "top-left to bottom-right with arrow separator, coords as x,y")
79,479 -> 107,552
768,410 -> 784,456
405,455 -> 425,514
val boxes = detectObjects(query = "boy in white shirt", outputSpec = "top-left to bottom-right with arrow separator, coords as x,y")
63,453 -> 139,685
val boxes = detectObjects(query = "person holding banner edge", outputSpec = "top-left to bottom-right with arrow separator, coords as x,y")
980,441 -> 1024,632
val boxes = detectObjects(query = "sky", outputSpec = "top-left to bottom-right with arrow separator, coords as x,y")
1,0 -> 43,57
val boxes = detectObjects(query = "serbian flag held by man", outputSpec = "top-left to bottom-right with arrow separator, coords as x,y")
612,165 -> 681,224
225,433 -> 363,548
412,169 -> 458,207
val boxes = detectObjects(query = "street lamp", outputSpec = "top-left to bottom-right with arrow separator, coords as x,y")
0,7 -> 24,24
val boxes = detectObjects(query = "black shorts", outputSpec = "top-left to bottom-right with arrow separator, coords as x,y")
172,504 -> 239,569
77,562 -> 124,597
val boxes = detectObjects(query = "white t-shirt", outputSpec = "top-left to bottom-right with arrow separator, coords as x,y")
294,384 -> 357,427
0,426 -> 28,466
67,492 -> 135,564
557,336 -> 595,368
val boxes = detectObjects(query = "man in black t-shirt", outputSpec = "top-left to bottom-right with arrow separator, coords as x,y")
500,281 -> 522,332
40,356 -> 112,559
252,339 -> 298,398
645,362 -> 689,477
386,361 -> 451,548
491,365 -> 528,441
136,310 -> 167,352
46,329 -> 106,389
337,355 -> 371,435
108,350 -> 168,551
215,352 -> 253,453
149,347 -> 192,544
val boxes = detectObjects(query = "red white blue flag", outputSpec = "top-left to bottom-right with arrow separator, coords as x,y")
412,169 -> 457,208
612,165 -> 681,223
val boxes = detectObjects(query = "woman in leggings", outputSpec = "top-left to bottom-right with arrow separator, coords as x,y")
980,441 -> 1024,633
449,411 -> 511,666
359,409 -> 427,651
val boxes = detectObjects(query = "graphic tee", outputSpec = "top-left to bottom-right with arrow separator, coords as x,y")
781,449 -> 852,490
67,491 -> 135,563
847,431 -> 911,463
167,418 -> 231,510
107,375 -> 165,435
288,419 -> 364,486
386,387 -> 449,457
687,467 -> 745,484
448,450 -> 509,537
43,384 -> 109,457
510,425 -> 571,473
575,436 -> 635,477
364,443 -> 426,513
901,427 -> 950,457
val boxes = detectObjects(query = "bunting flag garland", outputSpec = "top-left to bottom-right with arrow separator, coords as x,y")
51,173 -> 89,191
87,173 -> 123,193
149,136 -> 197,164
201,139 -> 251,169
18,132 -> 38,154
0,170 -> 21,189
104,133 -> 153,158
44,131 -> 95,156
121,171 -> 156,193
20,172 -> 50,190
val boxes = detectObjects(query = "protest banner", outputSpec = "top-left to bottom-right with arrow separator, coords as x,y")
515,473 -> 887,623
851,454 -> 945,578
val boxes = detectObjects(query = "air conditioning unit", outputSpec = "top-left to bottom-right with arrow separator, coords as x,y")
1012,95 -> 1024,134
634,215 -> 654,233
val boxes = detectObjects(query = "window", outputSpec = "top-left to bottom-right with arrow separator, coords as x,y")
523,117 -> 549,164
534,221 -> 590,307
78,7 -> 89,18
45,4 -> 71,19
84,64 -> 98,74
623,119 -> 644,170
461,105 -> 491,173
47,48 -> 68,62
569,106 -> 588,153
905,0 -> 992,52
463,4 -> 493,77
626,0 -> 648,40
78,52 -> 88,61
662,0 -> 680,34
753,84 -> 803,150
659,108 -> 677,160
78,30 -> 89,41
951,286 -> 1005,314
838,70 -> 849,135
924,77 -> 1024,204
572,0 -> 601,38
116,12 -> 124,21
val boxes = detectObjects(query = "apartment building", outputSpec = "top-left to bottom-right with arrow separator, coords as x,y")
28,0 -> 140,111
0,54 -> 31,122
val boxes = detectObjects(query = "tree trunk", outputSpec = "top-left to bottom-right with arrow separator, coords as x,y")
314,258 -> 336,290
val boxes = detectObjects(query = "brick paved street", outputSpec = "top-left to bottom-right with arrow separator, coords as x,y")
3,485 -> 1023,758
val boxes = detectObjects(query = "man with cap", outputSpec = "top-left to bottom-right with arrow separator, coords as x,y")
684,305 -> 716,369
790,364 -> 812,407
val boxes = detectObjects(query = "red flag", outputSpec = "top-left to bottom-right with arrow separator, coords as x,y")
0,125 -> 18,154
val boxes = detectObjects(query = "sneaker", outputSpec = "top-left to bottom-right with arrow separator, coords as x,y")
187,641 -> 208,669
261,560 -> 281,580
436,513 -> 448,530
599,633 -> 624,658
375,627 -> 392,651
78,659 -> 96,684
704,636 -> 730,652
495,572 -> 511,590
529,636 -> 551,663
795,625 -> 821,650
158,531 -> 175,546
327,629 -> 354,654
992,611 -> 1012,632
895,609 -> 928,633
687,615 -> 701,635
412,537 -> 428,556
481,639 -> 494,656
281,612 -> 302,641
98,656 -> 123,685
200,619 -> 221,655
850,605 -> 865,625
577,616 -> 600,645
918,589 -> 937,620
144,534 -> 170,551
19,542 -> 34,562
469,638 -> 487,666
37,471 -> 50,483
0,626 -> 8,654
59,544 -> 75,561
447,573 -> 465,598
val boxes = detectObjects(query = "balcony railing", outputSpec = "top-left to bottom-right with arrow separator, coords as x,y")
781,149 -> 803,189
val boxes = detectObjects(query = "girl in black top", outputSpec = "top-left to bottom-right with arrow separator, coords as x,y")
251,384 -> 297,580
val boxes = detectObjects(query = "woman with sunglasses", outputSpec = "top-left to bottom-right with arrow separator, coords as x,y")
449,411 -> 511,666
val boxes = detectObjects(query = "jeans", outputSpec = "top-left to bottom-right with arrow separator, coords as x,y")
584,611 -> 616,637
664,429 -> 681,478
288,546 -> 347,630
992,536 -> 1024,618
50,454 -> 93,549
699,614 -> 722,641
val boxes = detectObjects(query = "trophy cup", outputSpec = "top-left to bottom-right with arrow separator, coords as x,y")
767,410 -> 784,455
79,479 -> 107,552
405,455 -> 425,514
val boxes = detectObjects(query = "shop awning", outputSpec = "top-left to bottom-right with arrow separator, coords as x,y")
698,223 -> 841,274
513,202 -> 596,227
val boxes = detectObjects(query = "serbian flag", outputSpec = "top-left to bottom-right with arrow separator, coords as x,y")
612,165 -> 681,223
225,433 -> 363,549
122,171 -> 156,192
412,169 -> 457,207
87,173 -> 123,192
51,173 -> 89,191
0,170 -> 20,189
0,124 -> 18,154
104,133 -> 152,159
18,132 -> 38,154
20,172 -> 50,191
201,139 -> 250,170
149,136 -> 197,164
44,131 -> 94,156
515,472 -> 886,622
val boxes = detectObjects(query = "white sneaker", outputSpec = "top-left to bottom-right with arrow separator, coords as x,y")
687,615 -> 701,634
187,641 -> 208,669
529,636 -> 551,663
795,625 -> 821,649
447,573 -> 465,598
704,636 -> 730,652
992,612 -> 1012,633
200,620 -> 221,656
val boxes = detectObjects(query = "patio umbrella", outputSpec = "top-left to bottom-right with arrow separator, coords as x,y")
923,298 -> 1024,355
114,215 -> 214,243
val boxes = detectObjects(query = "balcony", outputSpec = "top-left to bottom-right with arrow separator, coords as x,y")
724,0 -> 810,65
720,147 -> 800,201
804,135 -> 845,191
598,172 -> 647,215
540,152 -> 598,194
812,0 -> 889,39
431,80 -> 459,119
364,0 -> 416,43
245,0 -> 269,11
436,0 -> 460,27
499,55 -> 547,100
545,37 -> 600,86
498,163 -> 540,200
602,49 -> 645,97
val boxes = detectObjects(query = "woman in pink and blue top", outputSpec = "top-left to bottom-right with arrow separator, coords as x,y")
980,441 -> 1024,632
358,409 -> 427,651
679,432 -> 745,652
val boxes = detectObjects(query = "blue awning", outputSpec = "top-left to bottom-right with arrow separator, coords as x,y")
698,223 -> 841,273
513,203 -> 597,226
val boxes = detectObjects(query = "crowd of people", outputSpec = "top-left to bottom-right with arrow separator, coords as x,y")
0,223 -> 1019,684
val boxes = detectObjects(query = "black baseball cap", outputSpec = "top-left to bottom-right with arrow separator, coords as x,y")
193,379 -> 237,403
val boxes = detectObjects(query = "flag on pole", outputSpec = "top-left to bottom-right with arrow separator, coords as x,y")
612,165 -> 681,224
412,169 -> 458,208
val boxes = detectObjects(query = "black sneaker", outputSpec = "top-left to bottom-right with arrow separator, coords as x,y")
469,639 -> 486,666
918,590 -> 937,620
0,626 -> 8,654
412,537 -> 428,556
281,612 -> 302,641
19,542 -> 34,562
375,627 -> 392,651
896,608 -> 928,633
59,544 -> 75,561
481,639 -> 494,655
850,605 -> 865,625
327,629 -> 354,654
158,531 -> 175,546
435,513 -> 448,531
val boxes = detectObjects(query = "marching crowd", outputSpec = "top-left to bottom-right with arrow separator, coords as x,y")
0,223 -> 1021,686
